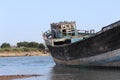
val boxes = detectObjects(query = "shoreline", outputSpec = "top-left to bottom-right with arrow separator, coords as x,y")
0,74 -> 41,80
0,51 -> 50,57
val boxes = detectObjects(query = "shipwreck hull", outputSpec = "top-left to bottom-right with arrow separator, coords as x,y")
53,48 -> 120,67
46,21 -> 120,66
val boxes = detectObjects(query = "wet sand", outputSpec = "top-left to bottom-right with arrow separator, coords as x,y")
0,74 -> 41,80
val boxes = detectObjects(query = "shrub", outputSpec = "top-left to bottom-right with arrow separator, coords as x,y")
39,43 -> 45,50
1,43 -> 11,48
28,42 -> 39,48
17,41 -> 29,48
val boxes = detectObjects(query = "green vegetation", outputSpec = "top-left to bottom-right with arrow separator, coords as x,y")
0,41 -> 45,53
39,43 -> 45,50
17,41 -> 29,48
16,41 -> 44,49
1,43 -> 11,48
28,42 -> 39,48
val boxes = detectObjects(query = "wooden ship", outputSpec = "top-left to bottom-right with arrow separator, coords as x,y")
43,20 -> 120,67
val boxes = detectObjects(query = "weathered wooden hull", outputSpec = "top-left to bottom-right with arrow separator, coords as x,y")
52,48 -> 120,67
46,20 -> 120,67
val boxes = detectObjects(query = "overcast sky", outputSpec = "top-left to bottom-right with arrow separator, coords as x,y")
0,0 -> 120,45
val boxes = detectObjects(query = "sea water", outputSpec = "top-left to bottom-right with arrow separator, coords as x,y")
0,56 -> 120,80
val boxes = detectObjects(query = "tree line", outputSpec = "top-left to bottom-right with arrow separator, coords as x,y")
0,41 -> 45,50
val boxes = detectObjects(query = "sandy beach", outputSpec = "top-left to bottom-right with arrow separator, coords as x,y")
0,51 -> 50,57
0,74 -> 41,80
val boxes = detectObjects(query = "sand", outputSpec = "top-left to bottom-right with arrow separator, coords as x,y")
0,51 -> 50,57
0,74 -> 41,80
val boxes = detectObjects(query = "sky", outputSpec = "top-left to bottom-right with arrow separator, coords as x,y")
0,0 -> 120,45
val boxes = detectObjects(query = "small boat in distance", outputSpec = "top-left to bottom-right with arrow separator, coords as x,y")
43,20 -> 120,67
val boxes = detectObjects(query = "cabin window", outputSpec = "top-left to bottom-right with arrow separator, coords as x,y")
59,26 -> 61,29
72,30 -> 75,31
71,25 -> 73,28
62,25 -> 65,28
68,33 -> 71,35
72,33 -> 75,36
54,39 -> 71,45
66,25 -> 69,28
62,29 -> 66,32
